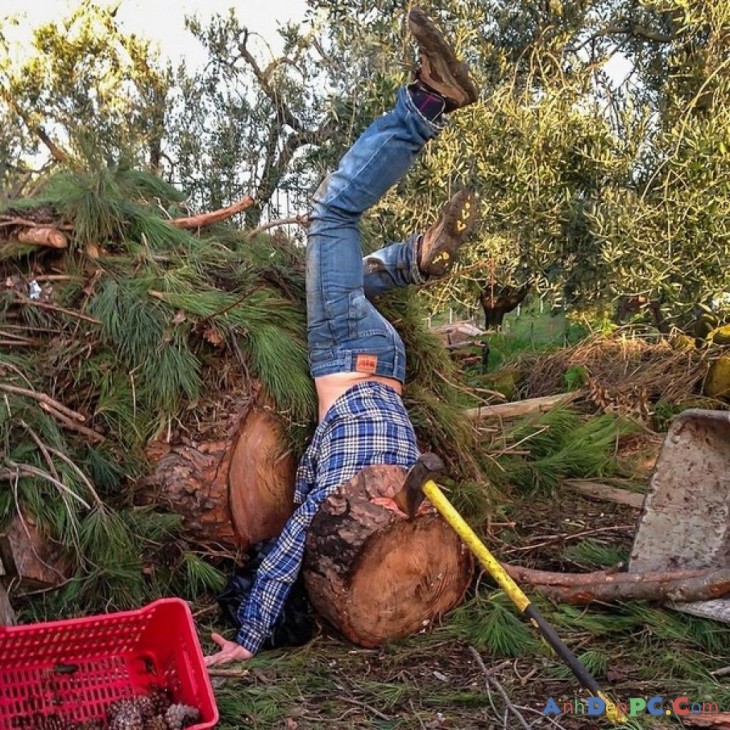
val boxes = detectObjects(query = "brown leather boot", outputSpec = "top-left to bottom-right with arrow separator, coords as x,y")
408,7 -> 479,112
419,189 -> 478,278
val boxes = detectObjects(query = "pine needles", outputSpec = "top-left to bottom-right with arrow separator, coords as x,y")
495,407 -> 638,494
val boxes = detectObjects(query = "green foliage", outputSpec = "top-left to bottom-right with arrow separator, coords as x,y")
561,539 -> 629,569
0,1 -> 171,174
500,407 -> 637,494
447,591 -> 541,657
564,364 -> 590,391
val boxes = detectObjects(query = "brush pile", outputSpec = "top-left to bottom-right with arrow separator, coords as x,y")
0,164 -> 482,616
521,330 -> 723,419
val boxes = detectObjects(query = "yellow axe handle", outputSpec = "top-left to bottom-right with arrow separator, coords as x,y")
422,478 -> 625,725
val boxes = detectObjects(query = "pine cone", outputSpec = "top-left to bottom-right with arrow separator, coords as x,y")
142,717 -> 167,730
107,699 -> 143,730
147,686 -> 172,716
163,704 -> 200,730
134,697 -> 156,722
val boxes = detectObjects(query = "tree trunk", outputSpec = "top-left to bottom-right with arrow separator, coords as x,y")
137,401 -> 296,550
303,465 -> 473,648
480,282 -> 531,330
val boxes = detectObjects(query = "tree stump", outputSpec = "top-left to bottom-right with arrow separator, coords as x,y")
137,400 -> 296,550
303,465 -> 473,648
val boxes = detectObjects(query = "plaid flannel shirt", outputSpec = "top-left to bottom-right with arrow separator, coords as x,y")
236,381 -> 419,653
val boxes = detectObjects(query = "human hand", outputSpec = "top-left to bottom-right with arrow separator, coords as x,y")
204,632 -> 254,667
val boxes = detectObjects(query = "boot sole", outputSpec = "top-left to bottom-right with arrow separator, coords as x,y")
408,8 -> 479,107
425,190 -> 478,277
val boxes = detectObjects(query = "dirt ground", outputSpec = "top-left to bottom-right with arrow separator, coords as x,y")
205,436 -> 728,730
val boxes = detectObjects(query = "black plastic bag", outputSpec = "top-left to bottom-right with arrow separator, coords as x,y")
216,539 -> 314,650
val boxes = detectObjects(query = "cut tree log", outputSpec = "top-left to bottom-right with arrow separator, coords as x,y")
228,407 -> 296,546
15,226 -> 68,248
303,465 -> 474,648
505,564 -> 730,604
564,479 -> 645,509
137,401 -> 296,550
466,392 -> 584,421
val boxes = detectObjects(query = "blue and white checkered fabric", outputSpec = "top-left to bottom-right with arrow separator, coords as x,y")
236,381 -> 419,653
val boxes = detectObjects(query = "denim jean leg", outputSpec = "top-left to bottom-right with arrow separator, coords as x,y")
362,233 -> 426,299
307,87 -> 443,381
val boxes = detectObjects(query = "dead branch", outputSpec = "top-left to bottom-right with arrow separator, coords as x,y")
2,462 -> 91,510
0,216 -> 74,231
11,296 -> 101,324
681,714 -> 730,729
0,84 -> 70,163
468,647 -> 531,730
170,196 -> 256,229
39,404 -> 106,443
15,227 -> 68,248
0,383 -> 85,422
245,214 -> 308,239
466,392 -> 584,420
564,479 -> 645,509
504,564 -> 730,604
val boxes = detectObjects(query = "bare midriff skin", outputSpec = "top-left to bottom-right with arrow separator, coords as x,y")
315,372 -> 402,422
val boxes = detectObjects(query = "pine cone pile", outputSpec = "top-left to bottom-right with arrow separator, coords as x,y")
106,690 -> 199,730
163,705 -> 200,730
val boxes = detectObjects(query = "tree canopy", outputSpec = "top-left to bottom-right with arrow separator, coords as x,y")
1,0 -> 728,324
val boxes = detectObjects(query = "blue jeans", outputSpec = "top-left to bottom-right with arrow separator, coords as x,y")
306,86 -> 443,383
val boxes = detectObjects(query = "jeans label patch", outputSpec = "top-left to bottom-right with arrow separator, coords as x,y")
355,354 -> 378,374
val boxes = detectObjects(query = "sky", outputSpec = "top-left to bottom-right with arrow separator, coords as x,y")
2,0 -> 309,66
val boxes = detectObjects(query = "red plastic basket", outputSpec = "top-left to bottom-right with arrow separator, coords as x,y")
0,597 -> 218,729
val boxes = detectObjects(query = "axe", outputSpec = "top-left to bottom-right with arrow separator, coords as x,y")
397,453 -> 625,725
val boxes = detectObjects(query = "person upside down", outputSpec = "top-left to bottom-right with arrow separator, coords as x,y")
205,7 -> 480,666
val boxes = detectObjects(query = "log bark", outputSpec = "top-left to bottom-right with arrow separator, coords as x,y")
466,392 -> 584,420
0,584 -> 15,626
0,514 -> 69,589
170,196 -> 256,229
303,465 -> 474,648
504,564 -> 730,604
682,714 -> 730,729
138,401 -> 296,550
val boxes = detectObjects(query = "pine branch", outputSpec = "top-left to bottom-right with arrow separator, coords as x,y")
11,296 -> 102,324
245,214 -> 308,239
170,195 -> 256,228
0,383 -> 86,422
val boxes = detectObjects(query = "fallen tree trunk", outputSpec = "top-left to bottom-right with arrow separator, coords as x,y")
505,564 -> 730,604
137,401 -> 296,550
303,465 -> 473,648
564,479 -> 645,509
466,392 -> 583,421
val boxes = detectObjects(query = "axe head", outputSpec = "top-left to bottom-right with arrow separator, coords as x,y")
393,452 -> 445,518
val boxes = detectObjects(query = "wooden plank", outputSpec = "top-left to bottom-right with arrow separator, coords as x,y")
465,392 -> 584,421
565,479 -> 645,509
